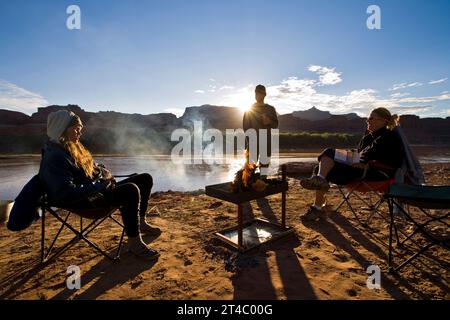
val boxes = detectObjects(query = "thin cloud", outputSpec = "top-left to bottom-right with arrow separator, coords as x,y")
429,78 -> 448,85
389,105 -> 433,113
390,82 -> 423,91
219,86 -> 234,91
390,92 -> 410,98
219,72 -> 384,116
399,93 -> 450,103
194,90 -> 205,94
217,66 -> 448,117
208,84 -> 217,93
0,80 -> 48,115
308,65 -> 342,85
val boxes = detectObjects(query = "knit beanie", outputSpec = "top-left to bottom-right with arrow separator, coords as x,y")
47,110 -> 76,142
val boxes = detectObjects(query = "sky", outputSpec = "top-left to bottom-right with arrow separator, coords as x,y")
0,0 -> 449,118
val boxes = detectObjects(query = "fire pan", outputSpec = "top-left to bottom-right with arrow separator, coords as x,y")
205,165 -> 292,252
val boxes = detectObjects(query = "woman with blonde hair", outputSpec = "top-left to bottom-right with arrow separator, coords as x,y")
39,110 -> 160,260
300,107 -> 403,221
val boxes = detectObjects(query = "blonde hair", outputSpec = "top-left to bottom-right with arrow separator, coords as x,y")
60,116 -> 96,179
372,107 -> 400,130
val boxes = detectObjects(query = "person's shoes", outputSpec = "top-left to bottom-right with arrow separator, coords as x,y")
140,217 -> 161,235
130,246 -> 160,261
300,175 -> 330,191
128,236 -> 160,261
301,205 -> 325,222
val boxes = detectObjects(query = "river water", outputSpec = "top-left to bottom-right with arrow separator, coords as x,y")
0,147 -> 448,200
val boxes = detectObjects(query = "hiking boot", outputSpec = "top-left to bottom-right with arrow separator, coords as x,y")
130,246 -> 160,261
300,175 -> 330,191
128,235 -> 160,261
301,205 -> 325,222
140,217 -> 161,235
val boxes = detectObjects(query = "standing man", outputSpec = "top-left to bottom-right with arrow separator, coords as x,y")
243,85 -> 279,174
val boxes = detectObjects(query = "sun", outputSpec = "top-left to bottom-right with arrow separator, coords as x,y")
225,91 -> 253,113
240,103 -> 252,113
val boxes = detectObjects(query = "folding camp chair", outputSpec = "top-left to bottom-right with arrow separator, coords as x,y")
384,183 -> 450,273
334,125 -> 424,227
39,173 -> 136,265
39,197 -> 125,264
334,161 -> 397,226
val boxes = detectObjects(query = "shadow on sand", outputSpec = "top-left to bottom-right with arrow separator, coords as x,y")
231,198 -> 316,299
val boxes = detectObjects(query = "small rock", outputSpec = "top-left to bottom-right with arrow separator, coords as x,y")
184,259 -> 193,266
37,292 -> 47,300
346,288 -> 358,297
208,201 -> 223,209
155,274 -> 165,280
130,280 -> 143,289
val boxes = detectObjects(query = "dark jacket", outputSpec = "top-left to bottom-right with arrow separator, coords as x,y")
243,103 -> 278,131
39,141 -> 107,206
7,174 -> 43,231
357,127 -> 403,170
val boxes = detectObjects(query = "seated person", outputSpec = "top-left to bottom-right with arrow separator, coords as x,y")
300,107 -> 403,220
39,110 -> 160,260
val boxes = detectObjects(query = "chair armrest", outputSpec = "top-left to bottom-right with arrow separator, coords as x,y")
368,160 -> 396,177
368,160 -> 395,171
114,173 -> 138,178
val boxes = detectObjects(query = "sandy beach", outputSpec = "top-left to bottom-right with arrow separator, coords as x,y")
0,162 -> 448,300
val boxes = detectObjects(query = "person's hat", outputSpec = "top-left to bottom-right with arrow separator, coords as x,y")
47,110 -> 77,142
255,84 -> 266,94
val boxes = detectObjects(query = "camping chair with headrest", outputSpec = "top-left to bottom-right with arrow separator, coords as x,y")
39,173 -> 136,265
333,126 -> 424,229
384,183 -> 450,273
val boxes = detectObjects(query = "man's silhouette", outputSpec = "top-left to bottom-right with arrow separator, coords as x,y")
243,85 -> 278,171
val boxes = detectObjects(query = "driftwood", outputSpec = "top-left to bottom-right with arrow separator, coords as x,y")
280,162 -> 317,176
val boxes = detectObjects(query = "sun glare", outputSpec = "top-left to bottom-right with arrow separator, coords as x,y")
240,103 -> 252,112
225,91 -> 253,113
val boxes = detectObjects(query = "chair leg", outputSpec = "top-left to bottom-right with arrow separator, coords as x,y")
335,185 -> 361,222
75,215 -> 124,261
41,208 -> 45,263
40,207 -> 126,264
393,243 -> 435,273
42,235 -> 80,264
386,198 -> 450,273
335,185 -> 355,213
388,199 -> 395,273
115,228 -> 125,260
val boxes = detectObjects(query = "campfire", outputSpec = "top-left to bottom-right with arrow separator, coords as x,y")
227,161 -> 267,193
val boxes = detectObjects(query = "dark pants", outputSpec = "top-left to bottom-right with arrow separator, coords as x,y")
245,130 -> 272,165
316,148 -> 390,185
114,173 -> 153,217
69,173 -> 153,238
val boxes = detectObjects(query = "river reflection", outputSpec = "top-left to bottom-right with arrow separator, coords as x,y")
0,155 -> 315,200
0,148 -> 448,200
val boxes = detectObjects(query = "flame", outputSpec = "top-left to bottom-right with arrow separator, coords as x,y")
242,161 -> 257,188
244,148 -> 250,164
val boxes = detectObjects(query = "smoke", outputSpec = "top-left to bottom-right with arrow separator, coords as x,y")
83,114 -> 177,155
